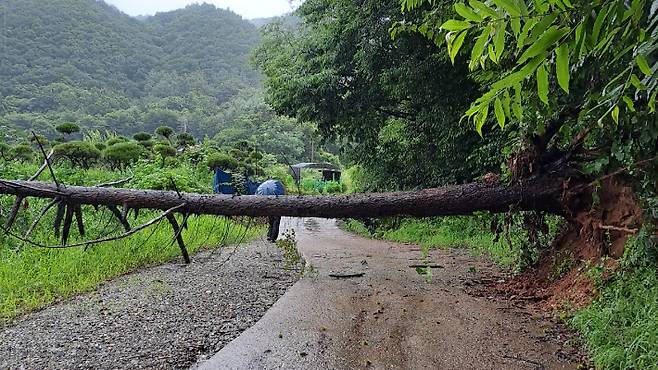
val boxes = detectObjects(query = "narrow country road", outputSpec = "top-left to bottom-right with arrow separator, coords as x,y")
195,218 -> 578,370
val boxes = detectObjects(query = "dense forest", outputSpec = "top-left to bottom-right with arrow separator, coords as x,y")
0,0 -> 316,161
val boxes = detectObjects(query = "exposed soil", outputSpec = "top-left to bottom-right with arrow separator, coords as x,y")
196,218 -> 584,370
0,240 -> 302,370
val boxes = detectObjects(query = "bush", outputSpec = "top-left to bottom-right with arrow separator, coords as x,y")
13,143 -> 35,163
0,142 -> 10,160
94,142 -> 107,151
53,141 -> 101,168
176,132 -> 195,148
153,143 -> 177,167
106,136 -> 128,147
55,122 -> 80,136
138,139 -> 155,149
29,134 -> 50,147
102,142 -> 143,169
206,153 -> 239,171
133,132 -> 152,142
155,126 -> 174,141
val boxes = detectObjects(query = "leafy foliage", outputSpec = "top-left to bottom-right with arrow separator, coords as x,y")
55,123 -> 80,136
53,141 -> 101,169
102,142 -> 143,169
253,0 -> 502,190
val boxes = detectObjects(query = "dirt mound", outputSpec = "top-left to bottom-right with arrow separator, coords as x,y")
497,178 -> 643,310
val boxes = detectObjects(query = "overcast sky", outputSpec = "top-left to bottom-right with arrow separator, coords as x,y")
104,0 -> 300,19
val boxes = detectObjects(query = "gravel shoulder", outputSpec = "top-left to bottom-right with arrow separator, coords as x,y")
0,238 -> 302,370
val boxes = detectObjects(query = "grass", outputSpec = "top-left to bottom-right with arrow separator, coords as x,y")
342,216 -> 517,266
570,228 -> 658,369
0,214 -> 262,321
571,268 -> 658,369
0,159 -> 262,322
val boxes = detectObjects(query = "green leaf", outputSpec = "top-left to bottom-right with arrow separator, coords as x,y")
455,3 -> 482,22
513,83 -> 523,120
493,21 -> 507,63
503,89 -> 512,117
636,55 -> 652,76
441,19 -> 472,31
611,105 -> 619,124
555,43 -> 570,93
622,96 -> 636,112
536,62 -> 549,105
591,5 -> 612,48
449,30 -> 468,64
518,26 -> 569,65
492,0 -> 521,17
510,18 -> 521,38
475,103 -> 489,137
517,17 -> 538,47
469,0 -> 498,18
630,74 -> 647,90
528,14 -> 558,44
494,97 -> 506,128
470,26 -> 490,70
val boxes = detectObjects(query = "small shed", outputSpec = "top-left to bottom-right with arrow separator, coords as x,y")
289,162 -> 341,183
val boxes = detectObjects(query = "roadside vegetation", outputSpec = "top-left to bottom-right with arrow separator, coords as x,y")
256,0 -> 658,368
0,127 -> 330,321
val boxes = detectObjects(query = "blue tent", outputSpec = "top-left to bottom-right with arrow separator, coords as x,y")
213,169 -> 260,195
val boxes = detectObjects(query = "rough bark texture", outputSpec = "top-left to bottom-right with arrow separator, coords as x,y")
0,173 -> 580,218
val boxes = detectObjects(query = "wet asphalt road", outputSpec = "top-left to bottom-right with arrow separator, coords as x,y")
195,218 -> 577,370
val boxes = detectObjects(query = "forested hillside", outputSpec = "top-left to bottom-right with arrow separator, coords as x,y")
0,0 -> 288,146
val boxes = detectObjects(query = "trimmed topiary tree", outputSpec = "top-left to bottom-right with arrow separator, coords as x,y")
133,132 -> 152,142
153,143 -> 177,167
102,142 -> 143,170
52,141 -> 101,169
13,143 -> 35,163
206,153 -> 239,172
105,136 -> 129,147
176,132 -> 195,149
55,123 -> 81,138
155,126 -> 174,143
0,142 -> 10,161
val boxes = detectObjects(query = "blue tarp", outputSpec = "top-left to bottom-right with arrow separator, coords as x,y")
213,169 -> 260,195
255,179 -> 286,196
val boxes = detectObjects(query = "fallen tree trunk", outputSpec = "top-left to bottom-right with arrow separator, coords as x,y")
0,172 -> 582,218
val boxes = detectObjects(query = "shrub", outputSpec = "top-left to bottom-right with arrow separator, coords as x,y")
138,139 -> 155,149
155,126 -> 174,142
176,132 -> 195,148
106,136 -> 128,147
206,153 -> 239,171
53,141 -> 101,168
94,142 -> 107,151
102,142 -> 143,170
133,132 -> 152,142
153,143 -> 177,167
29,134 -> 50,148
13,143 -> 35,163
0,142 -> 10,160
55,122 -> 80,136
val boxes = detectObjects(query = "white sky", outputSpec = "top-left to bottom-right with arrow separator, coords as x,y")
104,0 -> 300,19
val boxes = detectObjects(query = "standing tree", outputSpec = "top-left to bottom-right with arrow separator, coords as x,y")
12,143 -> 35,163
55,123 -> 81,141
102,142 -> 143,170
52,141 -> 102,169
153,143 -> 177,167
155,126 -> 174,144
176,132 -> 195,149
0,142 -> 10,161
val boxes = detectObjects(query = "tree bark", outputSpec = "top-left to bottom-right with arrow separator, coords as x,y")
0,172 -> 582,218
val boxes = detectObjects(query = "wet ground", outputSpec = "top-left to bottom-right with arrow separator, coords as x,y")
195,218 -> 578,370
